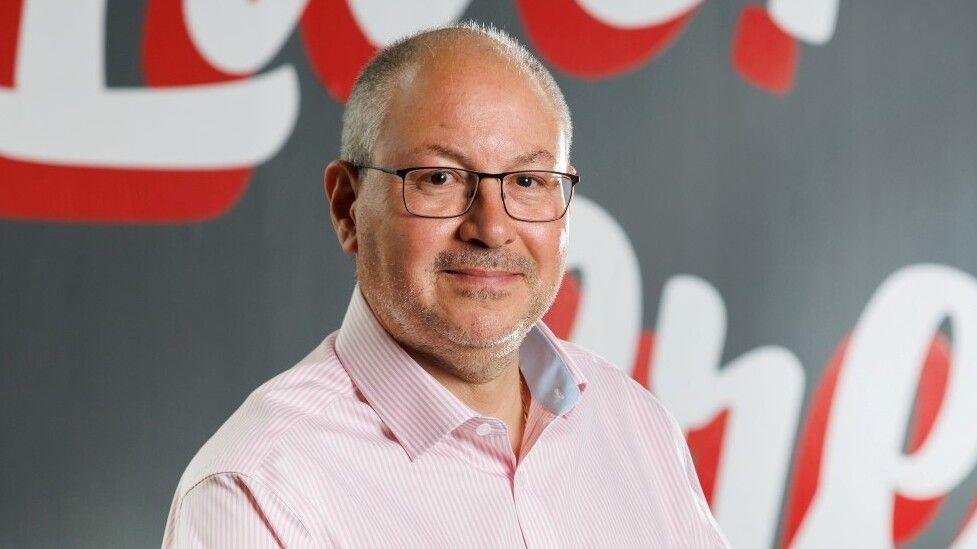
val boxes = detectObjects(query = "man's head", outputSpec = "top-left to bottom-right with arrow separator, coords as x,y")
325,23 -> 574,383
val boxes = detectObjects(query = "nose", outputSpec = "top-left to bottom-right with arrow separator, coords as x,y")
457,176 -> 516,249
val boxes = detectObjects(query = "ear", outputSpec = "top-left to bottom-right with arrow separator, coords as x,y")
565,163 -> 577,219
324,160 -> 361,255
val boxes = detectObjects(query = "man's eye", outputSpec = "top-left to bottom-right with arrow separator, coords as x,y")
428,171 -> 452,185
516,175 -> 539,188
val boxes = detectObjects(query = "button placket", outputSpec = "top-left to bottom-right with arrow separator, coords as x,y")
515,469 -> 527,487
512,467 -> 560,548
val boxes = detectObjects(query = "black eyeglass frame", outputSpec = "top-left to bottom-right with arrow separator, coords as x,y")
350,163 -> 580,222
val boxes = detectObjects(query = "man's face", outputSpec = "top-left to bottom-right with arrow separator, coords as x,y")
353,49 -> 570,381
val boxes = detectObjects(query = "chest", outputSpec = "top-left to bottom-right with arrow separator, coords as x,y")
291,434 -> 684,548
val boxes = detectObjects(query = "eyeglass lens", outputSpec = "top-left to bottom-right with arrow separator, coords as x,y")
402,168 -> 573,221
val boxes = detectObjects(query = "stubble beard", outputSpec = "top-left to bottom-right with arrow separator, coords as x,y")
359,247 -> 562,384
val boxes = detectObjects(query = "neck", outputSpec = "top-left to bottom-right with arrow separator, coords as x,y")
357,289 -> 532,455
405,346 -> 529,456
407,345 -> 521,414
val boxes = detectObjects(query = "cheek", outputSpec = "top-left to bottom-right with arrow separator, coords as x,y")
557,225 -> 569,262
394,217 -> 456,279
523,223 -> 569,277
360,188 -> 446,277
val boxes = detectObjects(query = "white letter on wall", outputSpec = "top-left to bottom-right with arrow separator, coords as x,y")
0,0 -> 298,169
565,196 -> 643,374
652,275 -> 805,549
792,264 -> 977,548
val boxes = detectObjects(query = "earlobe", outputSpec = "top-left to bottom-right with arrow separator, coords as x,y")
340,221 -> 358,254
342,203 -> 358,254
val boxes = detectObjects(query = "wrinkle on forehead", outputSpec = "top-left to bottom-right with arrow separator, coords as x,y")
404,143 -> 558,171
381,39 -> 569,165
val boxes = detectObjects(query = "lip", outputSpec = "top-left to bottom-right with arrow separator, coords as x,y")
443,269 -> 522,286
446,269 -> 521,277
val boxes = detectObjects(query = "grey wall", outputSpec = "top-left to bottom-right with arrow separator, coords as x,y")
2,1 -> 976,547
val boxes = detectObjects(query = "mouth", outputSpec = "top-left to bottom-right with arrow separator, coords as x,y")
443,268 -> 523,287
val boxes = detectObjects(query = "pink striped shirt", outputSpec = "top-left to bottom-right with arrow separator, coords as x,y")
162,287 -> 728,548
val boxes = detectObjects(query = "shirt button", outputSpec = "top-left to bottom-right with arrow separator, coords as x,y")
476,423 -> 492,436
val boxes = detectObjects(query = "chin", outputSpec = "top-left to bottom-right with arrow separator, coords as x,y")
441,309 -> 531,350
420,280 -> 543,350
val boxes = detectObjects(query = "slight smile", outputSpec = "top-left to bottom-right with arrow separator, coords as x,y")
443,269 -> 522,286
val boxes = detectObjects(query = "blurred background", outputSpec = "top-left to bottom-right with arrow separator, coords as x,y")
2,1 -> 977,547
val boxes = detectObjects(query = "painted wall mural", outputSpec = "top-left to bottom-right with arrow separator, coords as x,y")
0,0 -> 833,223
2,2 -> 976,548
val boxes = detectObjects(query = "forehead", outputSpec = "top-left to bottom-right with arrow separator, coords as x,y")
374,48 -> 566,169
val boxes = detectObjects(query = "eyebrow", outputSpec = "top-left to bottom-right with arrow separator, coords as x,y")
408,143 -> 556,171
512,149 -> 556,168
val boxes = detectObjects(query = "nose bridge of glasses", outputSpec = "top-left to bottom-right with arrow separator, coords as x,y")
466,171 -> 508,212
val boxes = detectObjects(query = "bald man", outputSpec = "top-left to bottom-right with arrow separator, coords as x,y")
163,23 -> 729,548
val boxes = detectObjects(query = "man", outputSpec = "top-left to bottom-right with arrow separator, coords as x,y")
163,22 -> 728,548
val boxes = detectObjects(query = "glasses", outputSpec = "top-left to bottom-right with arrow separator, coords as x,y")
353,165 -> 579,222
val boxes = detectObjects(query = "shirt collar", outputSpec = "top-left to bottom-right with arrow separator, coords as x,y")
334,285 -> 588,461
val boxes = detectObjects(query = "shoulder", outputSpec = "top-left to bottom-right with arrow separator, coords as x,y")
172,332 -> 355,499
555,338 -> 656,405
555,339 -> 728,545
554,338 -> 687,444
163,470 -> 317,548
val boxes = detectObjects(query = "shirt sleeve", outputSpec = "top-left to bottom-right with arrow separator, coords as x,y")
677,428 -> 733,548
661,401 -> 733,549
626,374 -> 732,548
163,473 -> 316,549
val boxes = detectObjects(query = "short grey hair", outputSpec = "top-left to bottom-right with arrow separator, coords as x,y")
340,21 -> 572,167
